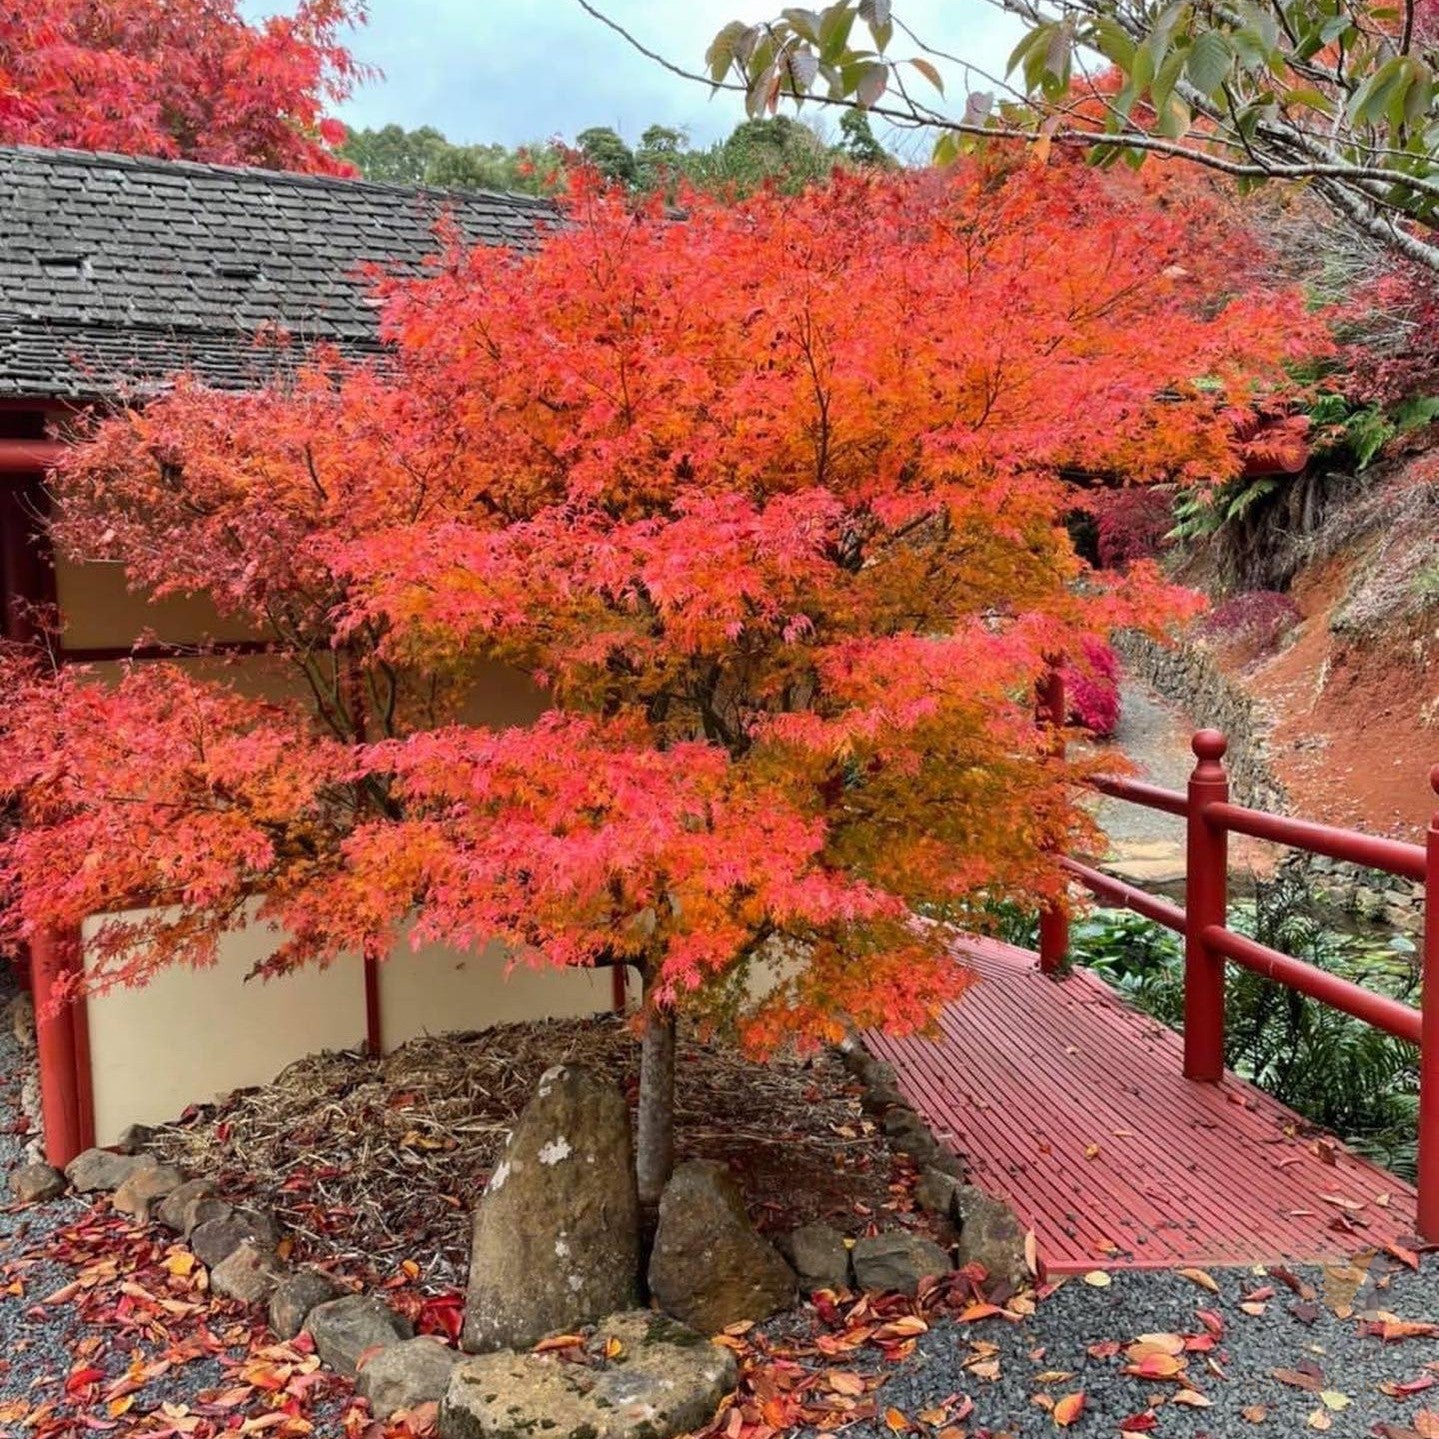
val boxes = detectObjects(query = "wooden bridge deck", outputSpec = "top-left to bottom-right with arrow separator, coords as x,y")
865,935 -> 1421,1273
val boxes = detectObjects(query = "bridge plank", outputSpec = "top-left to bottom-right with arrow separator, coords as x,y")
865,934 -> 1420,1272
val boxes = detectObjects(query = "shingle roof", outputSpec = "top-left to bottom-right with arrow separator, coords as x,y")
0,145 -> 556,399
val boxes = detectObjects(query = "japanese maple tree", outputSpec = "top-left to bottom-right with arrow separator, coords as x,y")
0,162 -> 1319,1205
0,0 -> 364,173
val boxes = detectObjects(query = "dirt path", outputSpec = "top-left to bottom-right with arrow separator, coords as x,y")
1087,677 -> 1192,886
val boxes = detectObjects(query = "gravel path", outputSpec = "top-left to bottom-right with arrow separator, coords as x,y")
817,1260 -> 1439,1438
1092,678 -> 1192,851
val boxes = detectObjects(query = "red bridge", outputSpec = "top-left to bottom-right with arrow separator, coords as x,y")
870,696 -> 1437,1273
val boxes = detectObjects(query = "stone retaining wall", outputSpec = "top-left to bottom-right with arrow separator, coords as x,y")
1116,633 -> 1286,812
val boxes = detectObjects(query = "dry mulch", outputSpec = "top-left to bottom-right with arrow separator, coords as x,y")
150,1014 -> 907,1291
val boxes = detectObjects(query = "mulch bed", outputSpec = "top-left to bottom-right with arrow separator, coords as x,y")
150,1014 -> 913,1291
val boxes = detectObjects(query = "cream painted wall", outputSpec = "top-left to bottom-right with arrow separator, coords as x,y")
378,940 -> 629,1049
82,911 -> 367,1142
82,910 -> 629,1144
56,557 -> 263,651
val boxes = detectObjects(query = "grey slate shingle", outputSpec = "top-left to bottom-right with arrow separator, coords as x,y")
0,145 -> 556,399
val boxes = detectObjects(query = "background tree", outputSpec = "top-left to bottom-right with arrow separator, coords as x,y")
0,0 -> 364,173
0,164 -> 1317,1208
603,0 -> 1439,272
575,125 -> 641,185
340,123 -> 451,184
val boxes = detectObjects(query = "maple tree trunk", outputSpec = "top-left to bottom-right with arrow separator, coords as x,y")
635,970 -> 676,1217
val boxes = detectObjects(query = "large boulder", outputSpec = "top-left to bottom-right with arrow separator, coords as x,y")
304,1294 -> 414,1377
462,1064 -> 640,1354
648,1160 -> 796,1334
851,1232 -> 951,1296
954,1185 -> 1029,1288
440,1311 -> 736,1439
358,1337 -> 463,1420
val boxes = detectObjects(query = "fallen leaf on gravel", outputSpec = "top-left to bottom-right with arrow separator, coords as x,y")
1307,1410 -> 1332,1430
1362,1316 -> 1439,1342
1082,1271 -> 1110,1287
826,1371 -> 866,1396
1239,1301 -> 1268,1316
1118,1413 -> 1157,1434
1171,1390 -> 1211,1407
1380,1377 -> 1437,1397
1273,1366 -> 1325,1392
884,1406 -> 910,1432
1197,1308 -> 1224,1337
1087,1340 -> 1120,1359
1123,1353 -> 1185,1380
1131,1334 -> 1185,1356
1242,1405 -> 1269,1423
1177,1267 -> 1219,1293
1053,1392 -> 1084,1427
1318,1390 -> 1350,1410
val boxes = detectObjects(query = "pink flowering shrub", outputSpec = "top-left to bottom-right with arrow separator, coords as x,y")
1065,636 -> 1121,738
1197,590 -> 1302,654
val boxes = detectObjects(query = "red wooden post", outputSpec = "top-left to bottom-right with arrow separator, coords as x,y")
1418,765 -> 1439,1241
30,927 -> 86,1166
1037,666 -> 1069,975
1184,730 -> 1229,1081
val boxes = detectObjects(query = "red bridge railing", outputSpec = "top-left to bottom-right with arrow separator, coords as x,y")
1039,698 -> 1439,1241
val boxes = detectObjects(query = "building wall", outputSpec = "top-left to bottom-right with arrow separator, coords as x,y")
82,907 -> 630,1143
60,558 -> 612,1144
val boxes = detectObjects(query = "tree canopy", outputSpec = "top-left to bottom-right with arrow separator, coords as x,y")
341,113 -> 892,196
0,0 -> 363,173
0,161 -> 1319,1200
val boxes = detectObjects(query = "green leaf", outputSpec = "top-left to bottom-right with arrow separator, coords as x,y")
933,129 -> 962,165
781,7 -> 822,42
1006,25 -> 1044,79
1090,16 -> 1137,69
1185,31 -> 1233,96
908,56 -> 945,93
854,59 -> 889,106
818,3 -> 859,64
706,21 -> 752,85
1156,92 -> 1192,137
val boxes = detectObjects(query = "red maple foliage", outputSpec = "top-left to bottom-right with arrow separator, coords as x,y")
1063,637 -> 1121,739
0,0 -> 364,173
0,164 -> 1320,1196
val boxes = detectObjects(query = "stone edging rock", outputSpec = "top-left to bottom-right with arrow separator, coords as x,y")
834,1036 -> 1034,1290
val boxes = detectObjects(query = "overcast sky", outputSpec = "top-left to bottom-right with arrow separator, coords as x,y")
296,1 -> 1024,154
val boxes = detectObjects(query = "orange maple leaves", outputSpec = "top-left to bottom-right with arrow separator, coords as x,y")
4,163 -> 1322,1046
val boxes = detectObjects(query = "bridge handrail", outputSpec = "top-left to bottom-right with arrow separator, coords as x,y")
1036,666 -> 1438,1241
